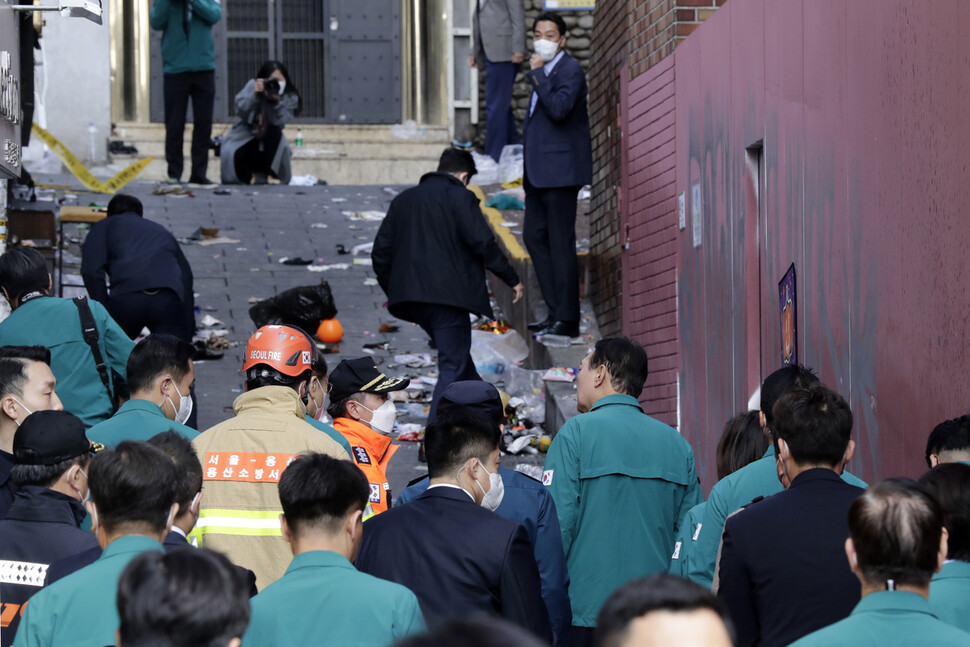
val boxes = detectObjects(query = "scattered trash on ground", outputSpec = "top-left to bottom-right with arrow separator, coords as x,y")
542,367 -> 578,383
307,263 -> 350,272
249,280 -> 337,332
288,174 -> 319,186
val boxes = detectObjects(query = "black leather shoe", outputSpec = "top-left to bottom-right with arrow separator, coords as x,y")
527,318 -> 554,332
538,320 -> 580,338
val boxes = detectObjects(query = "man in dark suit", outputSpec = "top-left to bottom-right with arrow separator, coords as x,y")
470,0 -> 526,161
372,148 -> 523,421
522,12 -> 592,338
716,382 -> 865,647
355,412 -> 552,642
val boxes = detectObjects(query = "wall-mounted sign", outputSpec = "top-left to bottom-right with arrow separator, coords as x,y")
779,263 -> 797,366
678,191 -> 686,230
543,0 -> 595,10
691,181 -> 702,248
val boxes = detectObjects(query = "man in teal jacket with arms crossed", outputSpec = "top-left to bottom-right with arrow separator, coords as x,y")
544,337 -> 701,647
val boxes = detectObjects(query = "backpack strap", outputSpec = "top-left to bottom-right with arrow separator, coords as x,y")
73,296 -> 112,398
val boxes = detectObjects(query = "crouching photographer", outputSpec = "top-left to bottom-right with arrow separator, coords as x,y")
219,60 -> 303,185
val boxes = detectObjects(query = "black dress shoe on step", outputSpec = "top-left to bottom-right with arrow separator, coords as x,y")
538,320 -> 580,338
528,318 -> 554,332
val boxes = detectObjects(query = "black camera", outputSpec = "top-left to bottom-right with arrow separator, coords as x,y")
261,78 -> 281,99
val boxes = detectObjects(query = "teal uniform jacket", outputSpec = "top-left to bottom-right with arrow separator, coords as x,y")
12,535 -> 164,647
0,297 -> 134,428
929,560 -> 970,633
790,590 -> 970,646
87,398 -> 198,448
688,446 -> 868,588
544,394 -> 702,627
305,415 -> 353,458
243,550 -> 425,646
149,0 -> 221,74
668,501 -> 706,578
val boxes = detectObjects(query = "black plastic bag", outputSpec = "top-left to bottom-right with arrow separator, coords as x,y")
249,280 -> 337,332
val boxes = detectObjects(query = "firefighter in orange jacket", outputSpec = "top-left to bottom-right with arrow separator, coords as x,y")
327,357 -> 410,518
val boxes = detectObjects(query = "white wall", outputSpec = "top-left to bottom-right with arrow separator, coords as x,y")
37,7 -> 112,164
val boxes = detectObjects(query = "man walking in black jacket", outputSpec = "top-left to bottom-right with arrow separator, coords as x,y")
372,148 -> 523,421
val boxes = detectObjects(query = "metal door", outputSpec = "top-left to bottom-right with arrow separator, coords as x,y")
325,1 -> 401,123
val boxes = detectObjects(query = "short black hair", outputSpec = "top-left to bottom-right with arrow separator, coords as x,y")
759,364 -> 819,429
117,548 -> 250,647
0,246 -> 49,304
849,477 -> 944,588
425,411 -> 500,479
312,354 -> 328,379
147,431 -> 202,515
715,410 -> 769,481
925,415 -> 970,467
595,574 -> 734,647
394,617 -> 549,647
0,346 -> 51,399
127,335 -> 194,395
278,453 -> 369,536
918,463 -> 970,562
89,441 -> 178,534
588,337 -> 649,398
771,383 -> 853,466
11,454 -> 89,488
437,148 -> 477,176
533,11 -> 567,37
0,345 -> 50,364
107,194 -> 143,217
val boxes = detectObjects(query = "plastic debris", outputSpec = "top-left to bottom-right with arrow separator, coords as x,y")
363,277 -> 378,285
394,353 -> 434,368
288,174 -> 318,186
542,367 -> 578,383
307,263 -> 350,272
352,242 -> 374,255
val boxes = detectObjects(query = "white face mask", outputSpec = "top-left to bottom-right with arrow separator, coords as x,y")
357,399 -> 397,435
11,397 -> 32,426
164,381 -> 193,426
533,38 -> 560,62
277,79 -> 287,95
478,463 -> 505,511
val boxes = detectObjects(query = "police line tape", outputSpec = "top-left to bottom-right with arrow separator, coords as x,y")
30,123 -> 154,194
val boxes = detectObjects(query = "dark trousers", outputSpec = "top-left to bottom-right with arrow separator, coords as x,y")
106,289 -> 198,428
484,58 -> 520,162
569,626 -> 594,647
523,177 -> 580,323
400,303 -> 480,422
163,70 -> 215,181
233,124 -> 283,184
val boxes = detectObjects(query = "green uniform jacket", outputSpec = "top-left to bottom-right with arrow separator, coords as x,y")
243,550 -> 425,646
790,590 -> 970,646
929,560 -> 970,633
668,501 -> 705,578
87,398 -> 198,448
688,446 -> 868,588
544,394 -> 702,627
0,296 -> 133,428
149,0 -> 221,74
12,535 -> 164,647
305,415 -> 353,458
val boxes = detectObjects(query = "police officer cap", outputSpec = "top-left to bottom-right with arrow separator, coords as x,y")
13,410 -> 99,466
438,381 -> 505,429
329,357 -> 410,403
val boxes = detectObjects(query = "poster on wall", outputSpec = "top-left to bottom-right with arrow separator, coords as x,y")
778,264 -> 797,366
543,0 -> 595,10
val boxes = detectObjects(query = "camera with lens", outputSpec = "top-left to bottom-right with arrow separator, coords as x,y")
261,78 -> 281,100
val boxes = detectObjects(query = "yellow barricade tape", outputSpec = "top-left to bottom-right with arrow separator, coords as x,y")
30,123 -> 155,194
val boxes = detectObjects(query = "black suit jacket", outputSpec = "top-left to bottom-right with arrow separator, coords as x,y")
522,52 -> 592,189
716,468 -> 865,647
372,172 -> 520,320
355,487 -> 552,642
46,531 -> 258,598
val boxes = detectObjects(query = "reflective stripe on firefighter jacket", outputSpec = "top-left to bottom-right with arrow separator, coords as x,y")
191,386 -> 350,591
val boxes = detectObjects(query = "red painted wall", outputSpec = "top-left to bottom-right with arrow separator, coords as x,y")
674,0 -> 970,489
622,56 -> 680,429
